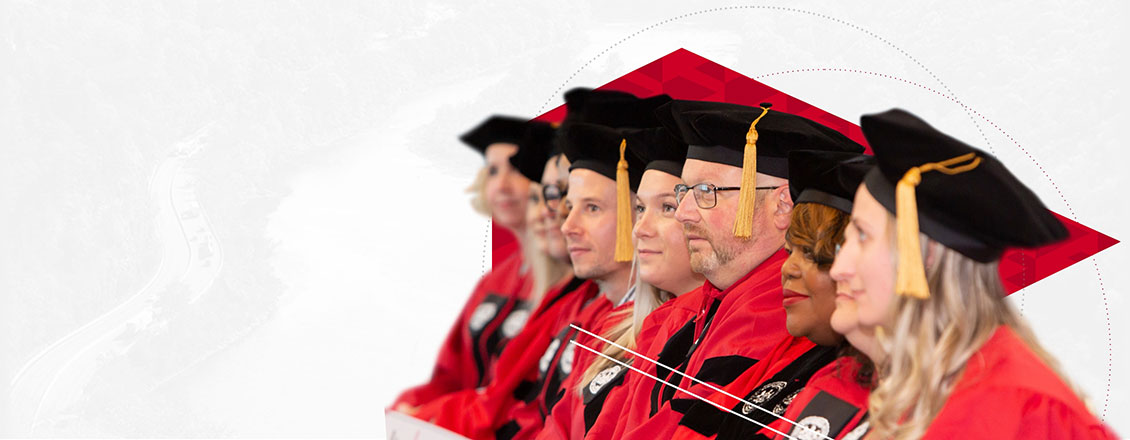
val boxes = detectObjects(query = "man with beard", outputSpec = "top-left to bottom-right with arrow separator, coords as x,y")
609,100 -> 864,439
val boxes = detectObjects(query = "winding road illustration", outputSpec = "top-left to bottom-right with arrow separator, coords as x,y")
8,127 -> 224,436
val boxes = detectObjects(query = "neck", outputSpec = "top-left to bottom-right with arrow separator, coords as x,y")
594,265 -> 633,305
848,326 -> 884,363
664,273 -> 707,297
510,224 -> 529,250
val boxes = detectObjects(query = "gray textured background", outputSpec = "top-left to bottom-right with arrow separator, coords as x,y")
2,0 -> 1126,437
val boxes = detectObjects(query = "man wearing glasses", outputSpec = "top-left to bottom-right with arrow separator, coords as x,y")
612,101 -> 865,439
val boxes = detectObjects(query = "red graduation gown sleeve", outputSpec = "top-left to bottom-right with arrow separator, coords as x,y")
555,288 -> 702,440
618,251 -> 792,440
668,335 -> 839,440
497,294 -> 617,440
537,291 -> 697,440
412,278 -> 599,439
922,326 -> 1115,439
536,299 -> 636,440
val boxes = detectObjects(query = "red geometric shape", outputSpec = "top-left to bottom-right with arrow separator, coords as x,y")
503,49 -> 1118,295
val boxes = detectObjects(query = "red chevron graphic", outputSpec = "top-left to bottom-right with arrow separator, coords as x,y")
499,48 -> 1117,294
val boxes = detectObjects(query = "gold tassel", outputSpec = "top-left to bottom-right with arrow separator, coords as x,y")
732,106 -> 771,238
614,139 -> 634,262
895,152 -> 982,299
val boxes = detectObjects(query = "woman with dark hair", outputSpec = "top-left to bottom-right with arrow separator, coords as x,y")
764,151 -> 877,440
668,151 -> 876,440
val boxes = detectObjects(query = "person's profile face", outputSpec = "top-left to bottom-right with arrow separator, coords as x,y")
560,168 -> 623,280
633,169 -> 697,294
484,143 -> 530,231
675,159 -> 745,277
830,184 -> 896,330
538,155 -> 570,261
781,220 -> 840,346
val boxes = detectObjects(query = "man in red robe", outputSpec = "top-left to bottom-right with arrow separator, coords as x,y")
407,89 -> 664,440
609,100 -> 865,439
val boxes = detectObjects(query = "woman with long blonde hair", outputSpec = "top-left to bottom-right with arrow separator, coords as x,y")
830,109 -> 1113,439
394,116 -> 556,411
537,126 -> 704,440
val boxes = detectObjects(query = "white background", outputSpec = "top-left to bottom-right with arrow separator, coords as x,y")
2,0 -> 1126,437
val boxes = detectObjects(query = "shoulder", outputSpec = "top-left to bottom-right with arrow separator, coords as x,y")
928,327 -> 1109,438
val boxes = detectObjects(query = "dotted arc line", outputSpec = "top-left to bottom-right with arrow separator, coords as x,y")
755,66 -> 1113,421
481,218 -> 491,276
525,6 -> 1112,418
534,5 -> 994,153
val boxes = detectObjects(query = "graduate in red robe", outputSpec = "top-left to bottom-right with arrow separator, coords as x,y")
415,89 -> 674,439
493,103 -> 655,440
394,116 -> 555,410
828,109 -> 1116,439
537,125 -> 708,440
666,151 -> 875,440
410,136 -> 600,438
604,100 -> 865,440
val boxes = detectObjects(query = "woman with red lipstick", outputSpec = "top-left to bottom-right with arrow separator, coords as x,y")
829,109 -> 1113,439
758,150 -> 877,440
393,116 -> 547,411
537,126 -> 705,440
667,151 -> 875,440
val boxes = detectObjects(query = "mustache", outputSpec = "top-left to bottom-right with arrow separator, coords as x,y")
683,223 -> 710,240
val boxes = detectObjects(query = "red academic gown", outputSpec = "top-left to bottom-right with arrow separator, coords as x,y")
921,325 -> 1115,439
497,292 -> 620,440
668,334 -> 838,440
537,287 -> 702,440
394,252 -> 534,408
412,278 -> 611,440
611,251 -> 795,439
764,356 -> 871,440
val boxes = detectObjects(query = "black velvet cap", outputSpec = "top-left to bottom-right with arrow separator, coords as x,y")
861,108 -> 1068,262
459,115 -> 529,154
624,127 -> 689,184
562,88 -> 673,128
657,100 -> 865,178
788,151 -> 875,214
508,121 -> 557,182
558,122 -> 647,190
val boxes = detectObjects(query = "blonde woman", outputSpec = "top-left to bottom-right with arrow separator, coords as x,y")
538,126 -> 704,440
394,116 -> 547,411
829,109 -> 1114,439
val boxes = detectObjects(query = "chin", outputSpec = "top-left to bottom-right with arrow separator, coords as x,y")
784,322 -> 806,338
829,313 -> 857,335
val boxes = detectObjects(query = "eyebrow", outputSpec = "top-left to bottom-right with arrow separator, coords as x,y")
638,192 -> 676,202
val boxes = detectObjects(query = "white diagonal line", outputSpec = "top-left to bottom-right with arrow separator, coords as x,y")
567,339 -> 798,440
569,323 -> 831,440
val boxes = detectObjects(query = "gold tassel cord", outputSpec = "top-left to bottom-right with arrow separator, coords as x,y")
732,106 -> 772,238
895,152 -> 982,299
614,139 -> 634,262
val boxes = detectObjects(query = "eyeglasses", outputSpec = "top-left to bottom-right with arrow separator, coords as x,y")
542,182 -> 568,211
674,183 -> 782,209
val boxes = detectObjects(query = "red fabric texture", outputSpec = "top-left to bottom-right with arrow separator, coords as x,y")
611,251 -> 791,439
922,326 -> 1115,439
